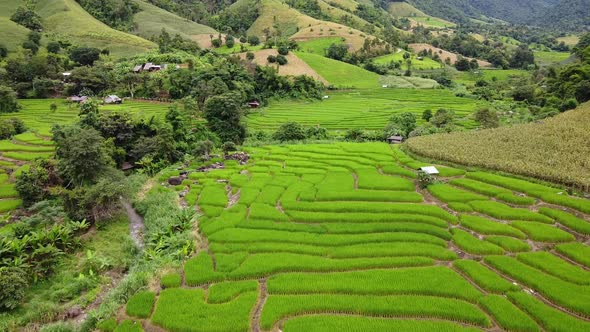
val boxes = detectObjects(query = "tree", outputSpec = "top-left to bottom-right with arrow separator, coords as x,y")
247,35 -> 260,46
0,44 -> 8,58
474,108 -> 499,129
52,126 -> 113,186
384,112 -> 416,138
10,6 -> 42,30
22,40 -> 39,55
0,86 -> 21,113
211,38 -> 222,48
455,57 -> 471,71
422,109 -> 433,122
246,52 -> 255,61
226,36 -> 235,48
325,43 -> 349,61
203,93 -> 246,144
344,128 -> 366,142
70,47 -> 101,66
47,42 -> 61,54
278,46 -> 289,55
510,45 -> 535,69
267,55 -> 277,63
276,54 -> 288,65
15,159 -> 57,206
431,109 -> 455,128
273,122 -> 306,141
194,140 -> 214,159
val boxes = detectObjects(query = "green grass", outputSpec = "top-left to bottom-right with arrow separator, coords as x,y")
508,291 -> 590,332
468,200 -> 553,223
452,229 -> 504,255
485,256 -> 590,316
247,88 -> 484,131
374,51 -> 442,70
0,199 -> 22,212
428,184 -> 486,203
132,0 -> 216,40
125,291 -> 155,318
450,178 -> 535,205
0,17 -> 31,52
534,51 -> 571,66
160,272 -> 181,289
479,295 -> 540,332
538,207 -> 590,235
460,215 -> 526,238
267,267 -> 482,300
511,221 -> 575,242
282,316 -> 481,332
555,242 -> 590,268
298,37 -> 345,55
207,280 -> 258,303
151,288 -> 257,332
295,51 -> 380,89
484,236 -> 531,252
261,294 -> 490,329
97,318 -> 117,332
35,0 -> 155,58
114,320 -> 143,332
411,16 -> 455,28
516,252 -> 590,285
453,260 -> 518,293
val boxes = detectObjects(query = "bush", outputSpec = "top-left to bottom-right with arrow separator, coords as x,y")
222,141 -> 237,155
70,47 -> 101,66
246,52 -> 255,61
267,55 -> 277,63
276,55 -> 288,65
273,122 -> 306,141
278,46 -> 289,55
247,35 -> 260,46
211,39 -> 222,48
0,85 -> 21,113
10,6 -> 42,30
0,267 -> 27,311
47,42 -> 61,54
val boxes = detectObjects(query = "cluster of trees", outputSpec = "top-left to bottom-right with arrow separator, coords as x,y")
10,4 -> 42,31
76,0 -> 139,31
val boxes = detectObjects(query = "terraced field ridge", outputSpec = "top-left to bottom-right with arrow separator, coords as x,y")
122,143 -> 590,332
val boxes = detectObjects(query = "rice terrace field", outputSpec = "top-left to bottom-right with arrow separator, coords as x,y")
0,100 -> 168,216
247,88 -> 483,131
118,142 -> 590,332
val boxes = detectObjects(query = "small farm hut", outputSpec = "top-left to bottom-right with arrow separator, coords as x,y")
248,101 -> 261,108
420,166 -> 439,175
387,135 -> 404,144
104,95 -> 122,104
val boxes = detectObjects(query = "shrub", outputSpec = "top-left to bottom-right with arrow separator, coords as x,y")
247,35 -> 260,46
267,55 -> 277,63
276,54 -> 288,65
273,122 -> 306,141
125,291 -> 155,318
277,46 -> 289,55
0,85 -> 21,113
0,267 -> 27,311
211,38 -> 222,48
246,52 -> 255,61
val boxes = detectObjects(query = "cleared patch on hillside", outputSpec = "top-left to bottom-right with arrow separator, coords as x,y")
0,17 -> 31,52
409,43 -> 492,68
237,50 -> 328,84
407,102 -> 590,190
295,52 -> 380,88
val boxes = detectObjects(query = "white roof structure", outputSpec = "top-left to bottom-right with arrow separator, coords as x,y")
420,166 -> 439,175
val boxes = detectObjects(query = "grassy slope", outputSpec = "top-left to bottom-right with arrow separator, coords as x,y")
35,0 -> 155,58
387,2 -> 427,16
0,18 -> 31,52
407,102 -> 590,189
295,51 -> 380,88
248,0 -> 318,37
132,0 -> 216,40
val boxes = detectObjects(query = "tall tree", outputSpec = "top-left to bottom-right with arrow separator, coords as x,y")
203,92 -> 246,144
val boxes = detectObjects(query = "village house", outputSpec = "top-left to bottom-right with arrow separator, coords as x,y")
387,135 -> 404,144
104,95 -> 122,104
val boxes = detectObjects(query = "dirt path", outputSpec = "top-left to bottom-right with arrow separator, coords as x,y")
251,278 -> 268,332
121,199 -> 145,250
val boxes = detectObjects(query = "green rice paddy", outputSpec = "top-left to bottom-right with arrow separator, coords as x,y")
246,88 -> 485,131
124,142 -> 590,331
